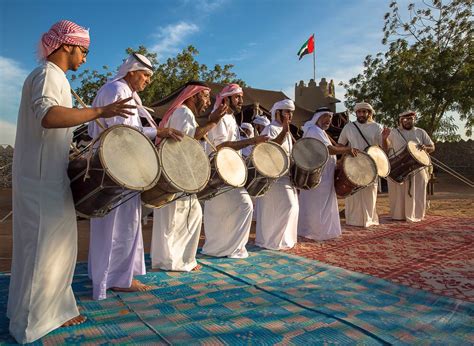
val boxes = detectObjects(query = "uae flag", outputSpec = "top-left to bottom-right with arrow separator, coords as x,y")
297,34 -> 315,60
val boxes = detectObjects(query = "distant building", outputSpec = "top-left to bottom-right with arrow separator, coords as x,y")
295,78 -> 340,113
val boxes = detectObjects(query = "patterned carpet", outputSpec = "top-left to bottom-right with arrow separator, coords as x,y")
287,215 -> 474,302
1,248 -> 473,344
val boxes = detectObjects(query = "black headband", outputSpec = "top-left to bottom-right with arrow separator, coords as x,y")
132,53 -> 154,71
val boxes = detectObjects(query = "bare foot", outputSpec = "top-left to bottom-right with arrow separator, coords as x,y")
62,315 -> 87,327
111,279 -> 153,293
192,264 -> 202,272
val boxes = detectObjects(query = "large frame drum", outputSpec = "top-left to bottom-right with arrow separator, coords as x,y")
388,140 -> 431,183
334,151 -> 377,197
245,141 -> 289,197
366,145 -> 391,178
291,137 -> 329,190
196,147 -> 247,200
141,134 -> 210,208
68,125 -> 161,218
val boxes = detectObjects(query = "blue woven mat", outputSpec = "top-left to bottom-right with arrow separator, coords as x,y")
1,247 -> 473,345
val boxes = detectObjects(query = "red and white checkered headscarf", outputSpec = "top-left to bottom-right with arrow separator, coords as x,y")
38,20 -> 90,60
212,83 -> 243,112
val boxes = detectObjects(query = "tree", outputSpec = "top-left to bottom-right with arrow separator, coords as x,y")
341,0 -> 473,141
72,45 -> 247,108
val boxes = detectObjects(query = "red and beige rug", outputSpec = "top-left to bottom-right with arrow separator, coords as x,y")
286,215 -> 474,302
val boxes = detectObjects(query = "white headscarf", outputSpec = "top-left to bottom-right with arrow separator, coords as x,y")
108,53 -> 156,128
240,122 -> 254,137
109,53 -> 154,83
354,102 -> 375,122
399,110 -> 416,118
270,99 -> 295,121
253,115 -> 270,127
302,108 -> 333,134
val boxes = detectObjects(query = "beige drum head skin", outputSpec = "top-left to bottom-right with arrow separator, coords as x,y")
216,147 -> 247,187
343,152 -> 377,186
292,138 -> 329,170
366,146 -> 390,177
407,141 -> 431,166
160,135 -> 211,193
252,142 -> 289,178
101,126 -> 160,190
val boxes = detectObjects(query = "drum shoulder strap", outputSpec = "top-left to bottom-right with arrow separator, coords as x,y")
396,128 -> 409,144
352,122 -> 371,149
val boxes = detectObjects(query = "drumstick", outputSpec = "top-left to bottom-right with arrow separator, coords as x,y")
202,134 -> 218,153
70,89 -> 106,131
140,105 -> 155,113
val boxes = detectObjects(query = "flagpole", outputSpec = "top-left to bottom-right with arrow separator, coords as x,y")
312,33 -> 316,81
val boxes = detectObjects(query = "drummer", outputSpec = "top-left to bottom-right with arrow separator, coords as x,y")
151,81 -> 227,272
8,20 -> 136,343
255,99 -> 299,250
240,122 -> 254,157
298,108 -> 359,241
382,110 -> 435,222
253,114 -> 270,135
87,54 -> 184,301
337,102 -> 388,227
202,83 -> 269,258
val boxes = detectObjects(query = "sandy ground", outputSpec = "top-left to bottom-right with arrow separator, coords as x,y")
0,173 -> 472,272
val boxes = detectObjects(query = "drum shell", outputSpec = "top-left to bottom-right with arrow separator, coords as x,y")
196,149 -> 247,201
334,152 -> 377,197
68,125 -> 160,218
388,142 -> 430,183
291,165 -> 324,190
244,142 -> 289,197
141,135 -> 211,208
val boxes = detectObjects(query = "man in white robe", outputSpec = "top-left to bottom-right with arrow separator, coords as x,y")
383,111 -> 435,222
253,114 -> 270,135
298,108 -> 359,241
255,100 -> 299,250
7,20 -> 135,344
151,81 -> 226,271
337,102 -> 386,227
240,122 -> 254,158
202,84 -> 268,258
87,54 -> 183,300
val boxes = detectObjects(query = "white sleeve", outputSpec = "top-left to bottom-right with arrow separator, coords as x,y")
31,68 -> 64,121
207,118 -> 228,146
168,108 -> 194,135
338,125 -> 349,145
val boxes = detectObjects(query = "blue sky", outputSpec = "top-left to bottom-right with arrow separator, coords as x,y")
0,0 -> 468,145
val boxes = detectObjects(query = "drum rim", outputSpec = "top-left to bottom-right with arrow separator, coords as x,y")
342,151 -> 377,186
292,137 -> 329,170
366,145 -> 391,178
98,125 -> 161,191
215,147 -> 247,187
407,140 -> 431,166
251,141 -> 290,178
158,135 -> 211,193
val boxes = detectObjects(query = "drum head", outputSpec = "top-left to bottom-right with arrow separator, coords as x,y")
216,148 -> 247,187
366,146 -> 390,178
100,125 -> 160,190
252,142 -> 289,179
407,141 -> 431,166
343,152 -> 377,186
292,138 -> 329,170
160,135 -> 210,193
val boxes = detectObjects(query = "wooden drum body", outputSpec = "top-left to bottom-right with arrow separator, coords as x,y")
388,141 -> 430,183
141,135 -> 210,208
334,151 -> 377,197
291,137 -> 329,190
245,142 -> 289,197
68,125 -> 160,218
197,147 -> 247,201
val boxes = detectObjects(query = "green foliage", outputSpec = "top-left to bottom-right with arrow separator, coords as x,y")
72,45 -> 247,108
341,0 -> 473,141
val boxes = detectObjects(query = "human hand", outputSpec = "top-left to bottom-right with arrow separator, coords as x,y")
157,128 -> 184,141
99,97 -> 136,118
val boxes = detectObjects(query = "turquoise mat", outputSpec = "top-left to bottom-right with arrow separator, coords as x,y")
1,247 -> 473,344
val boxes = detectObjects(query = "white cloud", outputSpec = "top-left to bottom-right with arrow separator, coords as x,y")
150,22 -> 199,59
0,120 -> 16,147
0,56 -> 27,125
